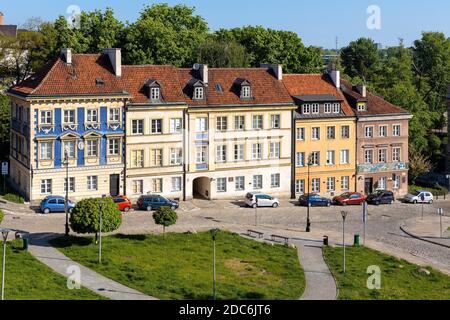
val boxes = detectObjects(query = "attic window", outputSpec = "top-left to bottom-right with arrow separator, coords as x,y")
215,84 -> 223,92
357,102 -> 367,112
96,78 -> 104,86
194,87 -> 204,100
242,85 -> 252,99
150,87 -> 160,101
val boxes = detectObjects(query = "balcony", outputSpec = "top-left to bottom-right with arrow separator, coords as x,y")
357,162 -> 409,174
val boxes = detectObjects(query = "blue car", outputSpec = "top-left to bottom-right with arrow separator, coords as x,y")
298,193 -> 332,207
137,194 -> 179,211
40,196 -> 75,214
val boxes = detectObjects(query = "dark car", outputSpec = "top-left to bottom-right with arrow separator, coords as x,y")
333,192 -> 366,206
137,194 -> 179,211
366,190 -> 394,205
298,193 -> 331,207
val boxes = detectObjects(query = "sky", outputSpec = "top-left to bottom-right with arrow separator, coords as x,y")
1,0 -> 449,48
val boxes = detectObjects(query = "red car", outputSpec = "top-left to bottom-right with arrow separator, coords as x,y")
113,196 -> 132,212
332,192 -> 366,206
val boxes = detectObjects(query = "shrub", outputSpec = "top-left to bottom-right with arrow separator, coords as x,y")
408,184 -> 448,196
70,198 -> 122,240
0,209 -> 4,225
3,193 -> 24,204
152,206 -> 178,234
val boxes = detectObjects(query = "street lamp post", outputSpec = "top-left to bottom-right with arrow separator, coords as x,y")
1,228 -> 11,300
98,195 -> 106,264
63,149 -> 70,236
341,211 -> 348,273
306,154 -> 313,232
254,198 -> 258,226
210,228 -> 220,300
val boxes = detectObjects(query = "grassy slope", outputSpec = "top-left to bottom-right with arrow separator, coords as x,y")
323,245 -> 450,300
51,232 -> 305,300
1,241 -> 104,300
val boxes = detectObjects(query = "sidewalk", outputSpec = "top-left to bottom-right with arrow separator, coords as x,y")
28,233 -> 157,300
401,216 -> 450,247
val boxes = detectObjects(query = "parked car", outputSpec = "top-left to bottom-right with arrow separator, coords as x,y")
366,190 -> 394,205
113,196 -> 132,212
403,190 -> 434,204
245,193 -> 279,208
333,192 -> 366,206
137,194 -> 179,211
298,193 -> 331,207
40,196 -> 75,214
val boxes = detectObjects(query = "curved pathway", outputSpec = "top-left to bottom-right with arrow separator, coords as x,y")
28,233 -> 157,300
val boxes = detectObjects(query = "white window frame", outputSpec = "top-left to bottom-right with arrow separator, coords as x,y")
64,140 -> 76,158
269,142 -> 280,159
151,119 -> 162,134
41,179 -> 52,194
378,177 -> 387,190
252,115 -> 263,130
132,119 -> 144,135
326,150 -> 335,165
311,103 -> 320,114
196,146 -> 207,164
324,103 -> 332,113
216,117 -> 228,131
217,178 -> 227,192
109,108 -> 120,123
341,125 -> 350,139
151,149 -> 163,167
302,104 -> 310,114
365,126 -> 374,138
312,127 -> 320,140
64,177 -> 75,193
150,87 -> 161,101
242,86 -> 251,98
133,180 -> 143,194
234,144 -> 244,161
296,127 -> 305,141
327,126 -> 335,139
108,138 -> 120,156
234,116 -> 245,131
63,109 -> 76,124
87,176 -> 98,191
172,177 -> 182,192
216,145 -> 227,163
235,176 -> 245,191
333,103 -> 341,113
170,148 -> 183,165
295,179 -> 305,194
296,152 -> 305,167
393,124 -> 401,136
40,141 -> 53,160
132,150 -> 144,168
40,110 -> 52,125
379,125 -> 388,137
253,175 -> 263,190
378,148 -> 387,163
271,114 -> 281,129
392,147 -> 401,162
364,149 -> 374,164
271,173 -> 280,188
194,87 -> 204,100
152,178 -> 163,193
312,178 -> 320,193
326,177 -> 335,191
252,143 -> 262,160
86,139 -> 98,157
340,150 -> 350,165
341,176 -> 349,190
170,118 -> 182,134
393,174 -> 401,189
86,109 -> 98,123
196,118 -> 208,133
311,151 -> 320,166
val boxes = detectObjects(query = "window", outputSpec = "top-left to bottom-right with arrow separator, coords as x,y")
40,141 -> 52,160
150,87 -> 160,100
271,174 -> 280,188
311,103 -> 320,114
252,143 -> 262,160
252,115 -> 263,129
271,114 -> 280,129
295,180 -> 305,194
333,103 -> 341,113
108,138 -> 120,156
378,149 -> 387,163
324,103 -> 332,113
40,111 -> 52,125
170,118 -> 182,133
234,144 -> 244,161
217,117 -> 228,131
312,178 -> 320,193
327,126 -> 336,139
87,109 -> 98,123
253,175 -> 263,190
327,177 -> 335,191
269,142 -> 280,159
312,127 -> 320,140
393,124 -> 401,136
64,110 -> 75,124
132,150 -> 144,168
217,178 -> 227,192
133,180 -> 143,194
379,125 -> 387,137
151,119 -> 162,134
87,176 -> 98,191
378,177 -> 387,190
41,179 -> 52,194
196,146 -> 207,164
365,126 -> 374,138
296,127 -> 305,141
340,149 -> 350,164
341,176 -> 349,190
393,174 -> 401,189
364,149 -> 374,164
357,102 -> 367,111
242,86 -> 251,98
296,152 -> 305,167
86,140 -> 98,157
109,108 -> 120,122
172,177 -> 182,192
132,120 -> 144,135
151,149 -> 163,166
152,178 -> 163,193
235,176 -> 245,191
392,147 -> 401,162
234,116 -> 245,130
326,150 -> 335,165
196,118 -> 208,132
170,148 -> 182,165
302,104 -> 310,114
341,125 -> 350,139
194,87 -> 204,100
64,177 -> 75,193
311,151 -> 320,166
64,141 -> 76,158
216,145 -> 227,163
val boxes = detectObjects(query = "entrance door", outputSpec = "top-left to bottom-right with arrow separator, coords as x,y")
110,174 -> 120,196
364,178 -> 373,195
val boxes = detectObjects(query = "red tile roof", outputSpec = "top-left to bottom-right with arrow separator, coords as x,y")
283,74 -> 355,116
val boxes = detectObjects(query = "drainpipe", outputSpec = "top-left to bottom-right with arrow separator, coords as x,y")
355,116 -> 359,192
183,108 -> 187,201
123,98 -> 128,196
291,109 -> 296,199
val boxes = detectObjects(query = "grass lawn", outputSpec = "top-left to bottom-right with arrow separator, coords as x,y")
51,232 -> 305,300
1,241 -> 104,300
323,245 -> 450,300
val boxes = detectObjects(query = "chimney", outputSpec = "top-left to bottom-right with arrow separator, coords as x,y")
329,69 -> 340,89
356,85 -> 367,98
61,48 -> 72,64
199,64 -> 208,85
0,12 -> 4,25
260,64 -> 283,80
104,48 -> 122,77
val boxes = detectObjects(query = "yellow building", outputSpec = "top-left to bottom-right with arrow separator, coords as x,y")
283,72 -> 357,197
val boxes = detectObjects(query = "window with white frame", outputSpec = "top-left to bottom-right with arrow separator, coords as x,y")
152,178 -> 163,193
63,140 -> 76,158
269,142 -> 280,159
252,143 -> 262,160
109,108 -> 120,122
312,103 -> 320,114
393,124 -> 401,136
41,179 -> 52,194
295,179 -> 305,194
312,178 -> 320,193
379,125 -> 387,137
296,152 -> 305,167
216,145 -> 227,163
87,109 -> 98,123
132,150 -> 144,168
324,103 -> 332,113
341,176 -> 349,190
40,141 -> 53,160
341,125 -> 350,139
365,126 -> 374,138
312,127 -> 320,140
235,176 -> 245,191
196,146 -> 207,164
234,144 -> 244,161
302,104 -> 310,114
326,150 -> 335,165
170,148 -> 182,165
217,178 -> 227,192
196,118 -> 208,132
64,177 -> 75,193
234,116 -> 245,130
132,119 -> 144,135
378,148 -> 387,163
40,111 -> 52,125
311,151 -> 320,166
271,114 -> 281,129
327,177 -> 335,191
333,103 -> 341,113
242,85 -> 252,98
108,138 -> 120,156
364,149 -> 374,164
87,176 -> 98,191
151,119 -> 162,134
151,149 -> 163,166
393,174 -> 401,189
378,177 -> 387,190
64,110 -> 75,124
86,140 -> 98,157
392,147 -> 401,162
216,117 -> 228,131
252,115 -> 263,129
194,87 -> 204,100
271,173 -> 280,188
172,177 -> 182,192
340,150 -> 350,164
296,127 -> 305,141
150,87 -> 161,101
133,180 -> 143,194
253,175 -> 263,190
170,118 -> 182,133
327,126 -> 335,139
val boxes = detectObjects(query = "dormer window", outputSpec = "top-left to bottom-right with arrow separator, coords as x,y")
357,102 -> 367,112
333,103 -> 341,113
150,87 -> 160,101
194,87 -> 204,100
145,79 -> 162,102
302,104 -> 310,114
242,85 -> 251,99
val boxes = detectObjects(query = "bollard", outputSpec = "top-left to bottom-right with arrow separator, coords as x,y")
354,234 -> 360,246
323,235 -> 329,246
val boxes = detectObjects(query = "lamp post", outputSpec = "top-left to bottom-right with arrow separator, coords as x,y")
63,148 -> 70,236
98,195 -> 106,264
210,228 -> 220,300
341,211 -> 348,273
306,153 -> 313,232
1,228 -> 11,300
254,198 -> 258,226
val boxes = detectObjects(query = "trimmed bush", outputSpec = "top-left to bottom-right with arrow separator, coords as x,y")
408,184 -> 448,196
152,206 -> 178,234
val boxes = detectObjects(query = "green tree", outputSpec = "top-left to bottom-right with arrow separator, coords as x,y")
70,198 -> 122,242
341,38 -> 381,84
196,37 -> 250,68
409,152 -> 434,184
122,4 -> 209,66
152,206 -> 178,235
0,94 -> 10,160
